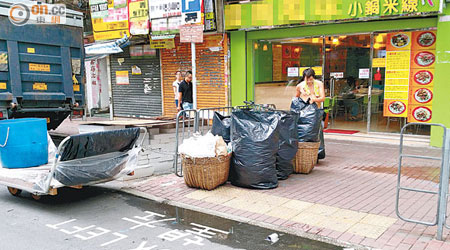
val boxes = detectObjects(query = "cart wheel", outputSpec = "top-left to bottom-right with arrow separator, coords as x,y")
31,194 -> 42,201
7,187 -> 22,196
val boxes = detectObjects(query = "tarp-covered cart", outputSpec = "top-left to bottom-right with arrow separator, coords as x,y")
0,127 -> 144,200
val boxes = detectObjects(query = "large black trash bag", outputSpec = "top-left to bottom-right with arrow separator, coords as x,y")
230,110 -> 280,189
290,98 -> 323,142
211,112 -> 231,143
276,111 -> 298,180
318,123 -> 326,160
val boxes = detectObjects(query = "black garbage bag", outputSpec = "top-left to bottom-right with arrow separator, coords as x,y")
54,128 -> 140,186
211,112 -> 231,143
290,97 -> 308,113
290,98 -> 322,142
230,110 -> 280,189
318,123 -> 326,160
276,111 -> 298,180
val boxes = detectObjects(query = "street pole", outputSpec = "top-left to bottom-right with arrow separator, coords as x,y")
191,42 -> 197,109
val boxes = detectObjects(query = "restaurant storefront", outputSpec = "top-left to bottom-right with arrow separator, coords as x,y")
226,1 -> 450,146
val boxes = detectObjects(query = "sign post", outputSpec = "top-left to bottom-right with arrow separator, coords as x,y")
191,42 -> 197,109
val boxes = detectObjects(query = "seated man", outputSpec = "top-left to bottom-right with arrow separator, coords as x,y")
340,77 -> 361,121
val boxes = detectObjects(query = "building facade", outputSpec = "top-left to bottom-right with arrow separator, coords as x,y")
226,0 -> 450,145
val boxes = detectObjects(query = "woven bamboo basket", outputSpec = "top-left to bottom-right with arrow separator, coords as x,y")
181,153 -> 231,190
294,142 -> 320,174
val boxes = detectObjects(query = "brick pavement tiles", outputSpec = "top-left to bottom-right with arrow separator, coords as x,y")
125,140 -> 449,249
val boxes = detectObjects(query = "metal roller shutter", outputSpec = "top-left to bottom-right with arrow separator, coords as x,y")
110,47 -> 162,118
161,34 -> 229,117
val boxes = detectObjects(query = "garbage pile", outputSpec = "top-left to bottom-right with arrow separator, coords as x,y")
181,100 -> 324,191
178,133 -> 232,190
178,132 -> 230,158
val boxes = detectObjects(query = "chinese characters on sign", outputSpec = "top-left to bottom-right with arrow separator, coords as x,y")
347,0 -> 432,18
180,24 -> 204,43
128,0 -> 150,35
383,32 -> 412,118
382,30 -> 437,123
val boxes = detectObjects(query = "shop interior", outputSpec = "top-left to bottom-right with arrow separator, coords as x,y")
253,32 -> 431,135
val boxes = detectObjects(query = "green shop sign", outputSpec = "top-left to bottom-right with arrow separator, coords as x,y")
225,0 -> 441,30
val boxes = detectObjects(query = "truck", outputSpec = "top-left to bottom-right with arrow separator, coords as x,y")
0,0 -> 84,129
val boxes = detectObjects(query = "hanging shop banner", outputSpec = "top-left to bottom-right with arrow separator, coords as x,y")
90,0 -> 109,19
167,16 -> 182,34
128,0 -> 149,35
149,1 -> 182,38
204,0 -> 216,31
116,71 -> 129,85
130,45 -> 156,58
150,38 -> 175,49
104,4 -> 128,22
383,32 -> 411,118
149,0 -> 182,19
180,24 -> 204,43
91,1 -> 129,41
224,0 -> 441,30
151,18 -> 168,35
114,0 -> 127,8
406,30 -> 437,123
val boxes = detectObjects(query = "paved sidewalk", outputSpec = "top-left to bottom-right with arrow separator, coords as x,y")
121,140 -> 449,250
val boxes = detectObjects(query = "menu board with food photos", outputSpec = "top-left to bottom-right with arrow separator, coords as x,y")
383,32 -> 411,118
408,30 -> 436,123
382,30 -> 437,123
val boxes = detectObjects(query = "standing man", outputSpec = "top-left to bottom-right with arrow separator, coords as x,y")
173,71 -> 183,109
177,71 -> 194,112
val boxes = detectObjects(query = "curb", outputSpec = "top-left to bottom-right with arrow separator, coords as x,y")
119,187 -> 373,250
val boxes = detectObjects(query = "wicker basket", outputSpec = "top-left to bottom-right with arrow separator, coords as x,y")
181,153 -> 231,190
294,142 -> 320,174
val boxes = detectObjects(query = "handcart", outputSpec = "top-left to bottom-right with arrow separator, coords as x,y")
0,127 -> 145,200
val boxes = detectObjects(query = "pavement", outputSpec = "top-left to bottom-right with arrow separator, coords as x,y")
1,186 -> 340,250
117,139 -> 449,250
51,116 -> 448,249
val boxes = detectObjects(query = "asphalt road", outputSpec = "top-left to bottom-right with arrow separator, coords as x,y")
0,186 -> 341,250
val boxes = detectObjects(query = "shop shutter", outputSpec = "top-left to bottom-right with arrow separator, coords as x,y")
161,34 -> 229,117
110,47 -> 162,118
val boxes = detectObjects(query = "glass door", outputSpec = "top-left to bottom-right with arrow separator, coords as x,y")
253,37 -> 324,110
323,34 -> 371,132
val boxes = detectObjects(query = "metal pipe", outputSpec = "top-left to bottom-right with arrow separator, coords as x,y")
191,43 -> 197,109
367,33 -> 374,132
437,128 -> 450,240
106,56 -> 114,121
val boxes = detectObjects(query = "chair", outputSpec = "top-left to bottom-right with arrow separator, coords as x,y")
324,96 -> 337,125
362,95 -> 381,122
386,117 -> 404,131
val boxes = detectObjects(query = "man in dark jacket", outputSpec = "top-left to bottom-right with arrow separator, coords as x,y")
177,71 -> 194,112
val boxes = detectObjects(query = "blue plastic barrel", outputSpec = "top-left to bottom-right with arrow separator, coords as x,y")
0,118 -> 48,168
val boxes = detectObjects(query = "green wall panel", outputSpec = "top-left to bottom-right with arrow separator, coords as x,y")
431,9 -> 450,147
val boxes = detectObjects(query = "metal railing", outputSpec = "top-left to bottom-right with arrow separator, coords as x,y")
396,123 -> 450,240
174,109 -> 198,177
174,102 -> 276,177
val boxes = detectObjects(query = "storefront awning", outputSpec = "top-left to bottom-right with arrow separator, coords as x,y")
85,35 -> 130,60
